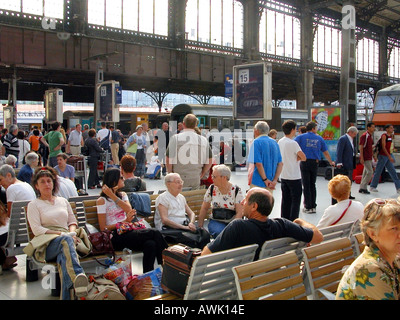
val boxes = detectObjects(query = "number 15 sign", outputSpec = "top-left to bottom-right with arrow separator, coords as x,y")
233,62 -> 272,120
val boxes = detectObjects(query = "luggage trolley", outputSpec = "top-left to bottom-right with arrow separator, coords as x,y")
97,151 -> 110,180
67,155 -> 88,192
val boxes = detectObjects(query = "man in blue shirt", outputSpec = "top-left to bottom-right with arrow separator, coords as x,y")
295,121 -> 334,213
247,121 -> 283,193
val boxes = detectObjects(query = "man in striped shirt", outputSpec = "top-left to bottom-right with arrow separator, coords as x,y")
2,124 -> 20,167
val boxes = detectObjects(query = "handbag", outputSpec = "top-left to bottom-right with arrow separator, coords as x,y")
161,226 -> 210,249
212,208 -> 236,222
115,220 -> 146,235
330,200 -> 352,226
88,229 -> 115,266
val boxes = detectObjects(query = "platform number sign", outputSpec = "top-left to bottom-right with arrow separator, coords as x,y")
233,62 -> 272,120
238,69 -> 249,84
101,86 -> 107,97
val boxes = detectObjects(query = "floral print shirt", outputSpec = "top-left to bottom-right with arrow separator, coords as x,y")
336,246 -> 400,300
204,184 -> 243,220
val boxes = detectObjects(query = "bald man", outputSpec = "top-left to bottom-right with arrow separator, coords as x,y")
201,187 -> 323,260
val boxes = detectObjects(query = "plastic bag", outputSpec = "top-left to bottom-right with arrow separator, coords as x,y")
126,267 -> 165,300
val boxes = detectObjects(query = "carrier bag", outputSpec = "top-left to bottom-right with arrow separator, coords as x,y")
161,244 -> 201,297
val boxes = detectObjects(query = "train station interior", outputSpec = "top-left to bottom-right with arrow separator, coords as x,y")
1,0 -> 400,303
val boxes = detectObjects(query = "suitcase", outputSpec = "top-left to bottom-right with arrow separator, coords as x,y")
161,244 -> 201,297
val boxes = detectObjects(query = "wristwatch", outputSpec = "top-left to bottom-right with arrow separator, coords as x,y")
262,177 -> 268,182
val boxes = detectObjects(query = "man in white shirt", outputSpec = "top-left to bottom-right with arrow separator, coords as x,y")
57,176 -> 79,199
165,114 -> 212,190
0,164 -> 36,269
278,120 -> 306,221
67,124 -> 84,156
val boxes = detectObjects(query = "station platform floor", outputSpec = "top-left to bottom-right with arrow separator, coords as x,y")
1,168 -> 399,300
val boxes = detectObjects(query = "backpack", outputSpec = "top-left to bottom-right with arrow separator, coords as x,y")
99,130 -> 110,151
78,275 -> 126,300
373,135 -> 384,157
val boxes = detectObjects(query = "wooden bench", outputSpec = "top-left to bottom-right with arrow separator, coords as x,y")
301,237 -> 357,300
83,189 -> 207,230
232,251 -> 307,300
147,244 -> 258,300
1,200 -> 31,259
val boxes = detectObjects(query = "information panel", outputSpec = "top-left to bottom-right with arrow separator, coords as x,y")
96,80 -> 120,123
44,89 -> 63,123
233,62 -> 272,120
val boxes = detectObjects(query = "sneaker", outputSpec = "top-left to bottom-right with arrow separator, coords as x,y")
359,189 -> 370,194
74,273 -> 89,298
303,208 -> 316,214
370,187 -> 378,192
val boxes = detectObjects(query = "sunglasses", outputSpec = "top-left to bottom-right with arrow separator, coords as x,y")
365,198 -> 399,221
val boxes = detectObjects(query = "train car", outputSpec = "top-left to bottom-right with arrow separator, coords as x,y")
170,103 -> 237,130
371,84 -> 400,130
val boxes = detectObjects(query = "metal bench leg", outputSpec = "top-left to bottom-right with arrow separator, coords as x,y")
26,257 -> 38,282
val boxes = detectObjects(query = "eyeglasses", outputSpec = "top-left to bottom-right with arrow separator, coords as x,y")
169,180 -> 183,184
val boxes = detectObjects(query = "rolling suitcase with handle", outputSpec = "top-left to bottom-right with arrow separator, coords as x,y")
160,244 -> 201,297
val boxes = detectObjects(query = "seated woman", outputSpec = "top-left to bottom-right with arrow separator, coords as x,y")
54,153 -> 75,182
317,174 -> 364,228
96,168 -> 167,273
198,164 -> 244,238
155,173 -> 210,248
17,151 -> 39,184
26,166 -> 88,300
119,154 -> 146,192
336,198 -> 400,300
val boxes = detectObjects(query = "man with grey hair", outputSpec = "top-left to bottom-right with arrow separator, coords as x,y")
2,125 -> 19,166
247,121 -> 283,193
0,164 -> 36,269
17,152 -> 39,184
336,126 -> 359,201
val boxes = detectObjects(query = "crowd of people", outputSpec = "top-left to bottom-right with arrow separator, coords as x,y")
0,114 -> 399,301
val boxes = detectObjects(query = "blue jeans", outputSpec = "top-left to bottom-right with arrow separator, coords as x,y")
45,235 -> 84,300
370,154 -> 400,190
208,219 -> 228,239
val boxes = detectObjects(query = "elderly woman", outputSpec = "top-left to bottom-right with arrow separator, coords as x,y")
155,172 -> 210,247
25,167 -> 89,300
317,174 -> 364,228
17,151 -> 39,184
198,164 -> 244,238
336,198 -> 400,300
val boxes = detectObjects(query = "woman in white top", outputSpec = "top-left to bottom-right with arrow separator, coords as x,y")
317,174 -> 364,229
96,167 -> 167,273
197,165 -> 244,238
27,166 -> 88,300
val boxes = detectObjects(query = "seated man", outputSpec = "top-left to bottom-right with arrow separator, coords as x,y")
119,154 -> 146,192
201,187 -> 324,260
17,151 -> 39,184
155,173 -> 210,248
54,153 -> 75,182
57,176 -> 79,199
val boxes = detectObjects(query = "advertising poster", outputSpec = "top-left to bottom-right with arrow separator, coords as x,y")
311,107 -> 341,162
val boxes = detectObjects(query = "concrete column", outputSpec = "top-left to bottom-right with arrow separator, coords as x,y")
296,5 -> 314,111
339,1 -> 357,133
